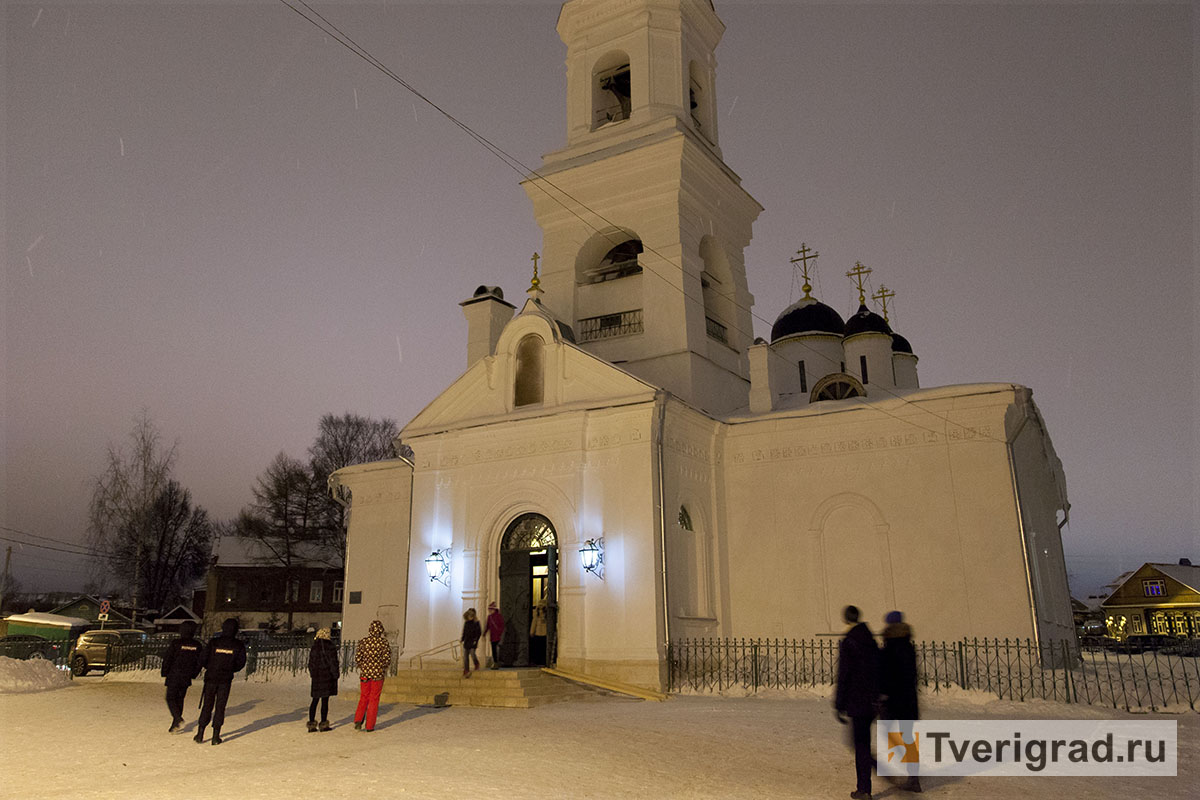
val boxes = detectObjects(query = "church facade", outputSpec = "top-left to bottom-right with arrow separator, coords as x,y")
333,0 -> 1073,690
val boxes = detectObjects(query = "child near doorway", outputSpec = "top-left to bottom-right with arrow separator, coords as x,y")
461,609 -> 481,677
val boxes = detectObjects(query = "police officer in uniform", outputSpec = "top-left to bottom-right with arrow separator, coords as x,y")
194,618 -> 247,745
160,620 -> 204,733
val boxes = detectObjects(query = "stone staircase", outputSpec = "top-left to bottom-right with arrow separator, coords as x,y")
381,667 -> 598,708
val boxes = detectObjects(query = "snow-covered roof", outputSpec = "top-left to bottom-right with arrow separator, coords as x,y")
3,611 -> 91,628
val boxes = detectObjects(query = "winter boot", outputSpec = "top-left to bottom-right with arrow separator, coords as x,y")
307,720 -> 318,733
901,777 -> 922,793
168,717 -> 183,734
211,729 -> 222,746
193,731 -> 205,744
463,668 -> 470,678
354,720 -> 363,731
319,720 -> 331,732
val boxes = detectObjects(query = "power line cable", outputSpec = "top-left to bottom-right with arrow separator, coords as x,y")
278,2 -> 1010,445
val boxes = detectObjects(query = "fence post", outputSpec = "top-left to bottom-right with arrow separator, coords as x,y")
752,641 -> 760,692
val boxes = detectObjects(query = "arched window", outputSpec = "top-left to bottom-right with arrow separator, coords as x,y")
502,513 -> 558,551
593,52 -> 631,128
810,373 -> 865,403
700,236 -> 732,346
514,335 -> 544,407
585,238 -> 643,284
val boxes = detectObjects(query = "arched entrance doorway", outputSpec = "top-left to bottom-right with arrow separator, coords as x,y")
498,513 -> 558,668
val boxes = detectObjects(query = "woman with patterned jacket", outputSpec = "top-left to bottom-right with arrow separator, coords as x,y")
353,619 -> 391,732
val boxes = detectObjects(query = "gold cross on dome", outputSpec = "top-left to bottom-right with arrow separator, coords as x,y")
530,252 -> 541,290
789,243 -> 819,299
846,261 -> 872,305
872,284 -> 895,322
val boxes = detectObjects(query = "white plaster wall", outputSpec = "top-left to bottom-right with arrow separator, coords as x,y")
844,332 -> 895,391
335,460 -> 413,646
718,386 -> 1064,642
893,353 -> 919,389
773,334 -> 845,402
402,403 -> 666,687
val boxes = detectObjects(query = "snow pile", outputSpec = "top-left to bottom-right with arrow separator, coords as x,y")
0,656 -> 71,693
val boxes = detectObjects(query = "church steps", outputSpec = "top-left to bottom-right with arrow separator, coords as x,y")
380,668 -> 597,708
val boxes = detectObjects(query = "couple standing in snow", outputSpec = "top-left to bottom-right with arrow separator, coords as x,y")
835,605 -> 922,800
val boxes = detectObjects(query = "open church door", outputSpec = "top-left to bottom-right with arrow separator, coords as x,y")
499,513 -> 559,668
545,545 -> 558,667
499,550 -> 531,667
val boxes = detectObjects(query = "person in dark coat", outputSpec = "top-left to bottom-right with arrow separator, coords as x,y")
160,620 -> 204,733
194,617 -> 247,746
485,602 -> 505,669
881,610 -> 921,793
307,628 -> 339,732
461,608 -> 481,677
835,605 -> 881,800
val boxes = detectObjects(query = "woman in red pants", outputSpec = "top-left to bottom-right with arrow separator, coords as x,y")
353,619 -> 391,731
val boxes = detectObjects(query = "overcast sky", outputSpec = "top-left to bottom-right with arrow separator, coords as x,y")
3,1 -> 1195,600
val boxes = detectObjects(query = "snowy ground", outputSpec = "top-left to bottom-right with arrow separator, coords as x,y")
0,658 -> 1195,799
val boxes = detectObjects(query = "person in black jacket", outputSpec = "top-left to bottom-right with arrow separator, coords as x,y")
307,628 -> 339,732
161,620 -> 204,733
461,608 -> 481,677
834,605 -> 881,800
881,610 -> 921,793
194,618 -> 247,746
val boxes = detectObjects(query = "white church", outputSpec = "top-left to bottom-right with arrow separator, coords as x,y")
333,0 -> 1073,691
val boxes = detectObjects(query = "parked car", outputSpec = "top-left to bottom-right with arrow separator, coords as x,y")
69,629 -> 149,676
0,634 -> 64,660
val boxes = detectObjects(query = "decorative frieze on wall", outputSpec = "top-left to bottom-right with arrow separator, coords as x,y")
347,488 -> 408,507
418,436 -> 577,470
730,423 -> 995,466
664,432 -> 718,465
586,428 -> 643,450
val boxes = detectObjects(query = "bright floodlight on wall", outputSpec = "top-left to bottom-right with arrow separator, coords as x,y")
580,537 -> 604,579
425,549 -> 450,586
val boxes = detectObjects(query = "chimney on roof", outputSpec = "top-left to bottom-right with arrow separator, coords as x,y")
1180,558 -> 1193,566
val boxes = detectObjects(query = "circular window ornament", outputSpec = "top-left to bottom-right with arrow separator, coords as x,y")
810,373 -> 865,403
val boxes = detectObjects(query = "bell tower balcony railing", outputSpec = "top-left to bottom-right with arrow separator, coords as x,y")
578,309 -> 644,343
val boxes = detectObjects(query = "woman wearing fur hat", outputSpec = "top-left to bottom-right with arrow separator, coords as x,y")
307,628 -> 339,732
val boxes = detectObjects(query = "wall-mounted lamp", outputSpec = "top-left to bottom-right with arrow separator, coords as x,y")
579,537 -> 604,580
424,549 -> 450,586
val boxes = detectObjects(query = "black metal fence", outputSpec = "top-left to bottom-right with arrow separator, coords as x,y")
667,638 -> 1200,712
0,635 -> 398,681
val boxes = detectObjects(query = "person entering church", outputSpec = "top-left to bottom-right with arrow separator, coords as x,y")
881,610 -> 922,793
485,602 -> 505,669
461,608 -> 482,677
834,605 -> 881,800
529,599 -> 548,666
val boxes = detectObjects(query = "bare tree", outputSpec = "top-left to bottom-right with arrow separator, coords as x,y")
308,412 -> 398,565
234,452 -> 327,629
87,411 -> 179,616
118,480 -> 214,612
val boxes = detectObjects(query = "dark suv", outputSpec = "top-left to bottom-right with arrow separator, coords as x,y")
70,629 -> 149,676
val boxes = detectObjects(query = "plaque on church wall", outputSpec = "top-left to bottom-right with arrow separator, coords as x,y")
348,592 -> 362,605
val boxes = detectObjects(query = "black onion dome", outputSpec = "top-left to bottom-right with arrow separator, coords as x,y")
891,332 -> 913,354
770,297 -> 846,342
844,304 -> 892,337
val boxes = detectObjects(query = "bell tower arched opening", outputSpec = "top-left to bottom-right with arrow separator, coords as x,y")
592,51 -> 631,129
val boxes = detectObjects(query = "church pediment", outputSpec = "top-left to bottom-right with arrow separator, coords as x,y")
404,312 -> 657,437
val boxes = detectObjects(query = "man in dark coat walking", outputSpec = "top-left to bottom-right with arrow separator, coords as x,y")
881,610 -> 921,793
160,620 -> 204,733
835,605 -> 881,800
194,617 -> 247,746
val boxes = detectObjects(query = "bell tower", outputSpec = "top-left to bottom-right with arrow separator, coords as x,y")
522,0 -> 761,415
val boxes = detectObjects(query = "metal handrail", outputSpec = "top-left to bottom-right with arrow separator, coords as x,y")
407,639 -> 462,669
